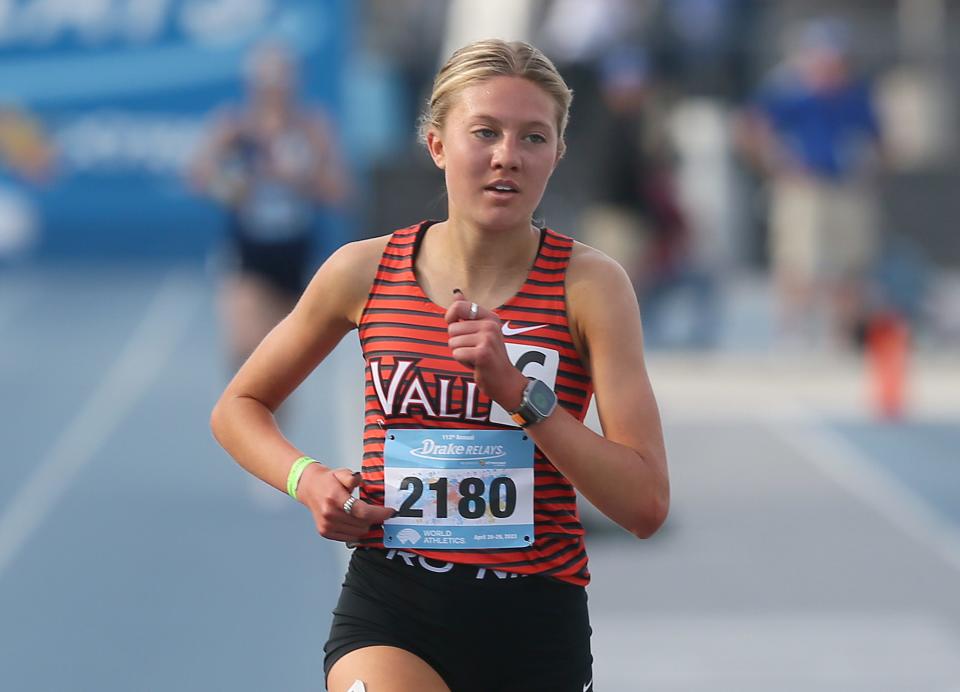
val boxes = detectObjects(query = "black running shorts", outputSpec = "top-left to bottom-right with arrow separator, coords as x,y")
227,225 -> 311,298
324,548 -> 594,692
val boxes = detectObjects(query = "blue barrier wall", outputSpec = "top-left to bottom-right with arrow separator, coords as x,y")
0,0 -> 353,260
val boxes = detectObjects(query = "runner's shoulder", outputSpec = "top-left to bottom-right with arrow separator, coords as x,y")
311,234 -> 393,324
565,239 -> 638,353
568,239 -> 627,278
328,234 -> 392,275
567,240 -> 634,306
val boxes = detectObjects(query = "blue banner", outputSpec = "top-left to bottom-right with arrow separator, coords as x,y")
0,0 -> 353,260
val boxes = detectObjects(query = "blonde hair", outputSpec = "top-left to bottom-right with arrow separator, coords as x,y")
418,39 -> 573,158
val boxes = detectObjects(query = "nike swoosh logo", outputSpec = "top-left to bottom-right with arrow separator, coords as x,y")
501,321 -> 548,337
583,680 -> 593,692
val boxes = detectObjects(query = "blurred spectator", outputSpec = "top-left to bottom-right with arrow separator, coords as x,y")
737,17 -> 883,349
583,45 -> 718,349
647,0 -> 757,101
539,0 -> 646,68
0,104 -> 56,259
362,0 -> 445,138
537,0 -> 647,140
190,41 -> 349,374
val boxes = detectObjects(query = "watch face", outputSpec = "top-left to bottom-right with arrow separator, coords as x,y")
527,379 -> 556,416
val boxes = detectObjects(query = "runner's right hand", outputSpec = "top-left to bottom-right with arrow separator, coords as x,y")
296,466 -> 395,542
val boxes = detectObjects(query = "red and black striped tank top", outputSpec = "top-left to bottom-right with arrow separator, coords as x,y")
355,221 -> 594,586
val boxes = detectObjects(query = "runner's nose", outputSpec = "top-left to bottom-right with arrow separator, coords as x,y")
491,134 -> 521,171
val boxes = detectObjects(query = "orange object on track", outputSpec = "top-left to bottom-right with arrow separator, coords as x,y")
866,312 -> 910,420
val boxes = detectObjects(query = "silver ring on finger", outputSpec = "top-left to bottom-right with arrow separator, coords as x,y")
468,302 -> 479,320
342,496 -> 358,515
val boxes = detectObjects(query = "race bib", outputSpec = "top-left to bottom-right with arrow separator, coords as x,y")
382,429 -> 534,550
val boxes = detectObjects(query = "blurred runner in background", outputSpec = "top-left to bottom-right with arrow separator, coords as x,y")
191,41 -> 349,373
585,45 -> 718,350
738,17 -> 884,349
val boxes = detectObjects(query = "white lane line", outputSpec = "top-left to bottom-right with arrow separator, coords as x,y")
766,407 -> 960,576
0,270 -> 198,580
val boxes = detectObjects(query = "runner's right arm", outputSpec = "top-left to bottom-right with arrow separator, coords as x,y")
210,236 -> 393,538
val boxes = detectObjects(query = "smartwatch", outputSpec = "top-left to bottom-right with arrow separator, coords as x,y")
509,378 -> 558,427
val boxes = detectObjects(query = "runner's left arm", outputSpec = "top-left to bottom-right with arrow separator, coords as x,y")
445,247 -> 669,538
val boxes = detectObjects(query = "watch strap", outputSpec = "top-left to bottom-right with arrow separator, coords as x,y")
510,410 -> 529,427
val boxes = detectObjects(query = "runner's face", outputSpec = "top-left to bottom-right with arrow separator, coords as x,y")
429,76 -> 560,232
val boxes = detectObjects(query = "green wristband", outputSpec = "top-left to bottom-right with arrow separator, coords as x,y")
286,456 -> 318,500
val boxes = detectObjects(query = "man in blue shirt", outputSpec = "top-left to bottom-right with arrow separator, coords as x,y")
739,17 -> 883,348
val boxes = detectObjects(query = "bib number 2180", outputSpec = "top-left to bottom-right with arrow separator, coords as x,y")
395,475 -> 517,520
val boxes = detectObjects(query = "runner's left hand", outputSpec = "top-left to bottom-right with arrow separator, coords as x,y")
445,295 -> 527,410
